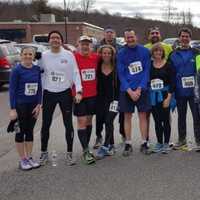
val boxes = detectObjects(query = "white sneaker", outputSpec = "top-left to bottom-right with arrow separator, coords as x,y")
66,152 -> 76,166
19,159 -> 32,171
28,157 -> 41,168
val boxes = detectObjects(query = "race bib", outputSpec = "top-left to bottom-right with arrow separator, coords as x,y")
151,79 -> 164,90
109,101 -> 119,113
25,83 -> 38,96
50,72 -> 65,83
81,69 -> 95,81
128,61 -> 143,75
182,76 -> 195,88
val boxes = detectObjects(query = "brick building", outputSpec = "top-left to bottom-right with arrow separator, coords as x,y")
0,21 -> 104,45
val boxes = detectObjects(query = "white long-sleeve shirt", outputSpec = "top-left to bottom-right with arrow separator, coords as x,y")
39,47 -> 82,93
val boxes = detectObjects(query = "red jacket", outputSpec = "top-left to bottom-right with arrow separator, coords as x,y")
74,52 -> 99,98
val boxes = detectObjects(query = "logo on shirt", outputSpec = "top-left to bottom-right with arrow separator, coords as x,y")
61,59 -> 68,64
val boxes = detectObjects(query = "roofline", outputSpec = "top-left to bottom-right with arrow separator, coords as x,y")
0,21 -> 103,30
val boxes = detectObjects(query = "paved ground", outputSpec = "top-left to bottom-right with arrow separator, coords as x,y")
0,87 -> 200,200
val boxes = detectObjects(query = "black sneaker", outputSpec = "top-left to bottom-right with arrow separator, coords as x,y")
93,137 -> 103,149
122,144 -> 133,157
140,143 -> 151,155
39,152 -> 49,166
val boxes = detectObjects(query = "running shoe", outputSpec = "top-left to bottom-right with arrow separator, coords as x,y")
82,150 -> 96,165
19,159 -> 32,171
39,151 -> 49,166
66,152 -> 76,166
152,143 -> 163,153
193,143 -> 200,152
162,143 -> 171,154
173,140 -> 187,150
93,137 -> 103,149
122,144 -> 133,157
108,144 -> 116,155
96,146 -> 110,159
28,157 -> 41,168
140,143 -> 151,155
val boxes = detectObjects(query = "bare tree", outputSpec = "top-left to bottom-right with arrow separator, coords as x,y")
80,0 -> 96,15
161,0 -> 177,23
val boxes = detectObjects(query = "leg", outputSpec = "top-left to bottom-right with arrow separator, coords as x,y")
189,97 -> 200,144
104,112 -> 117,147
59,90 -> 74,152
138,112 -> 148,142
25,104 -> 37,157
163,107 -> 171,144
176,98 -> 188,143
77,116 -> 89,151
119,112 -> 125,138
151,105 -> 164,144
124,112 -> 132,141
41,91 -> 57,152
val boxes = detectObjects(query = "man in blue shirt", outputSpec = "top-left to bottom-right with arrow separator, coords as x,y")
170,27 -> 200,151
117,29 -> 151,156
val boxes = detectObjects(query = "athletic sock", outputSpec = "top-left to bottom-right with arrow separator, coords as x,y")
86,125 -> 92,146
78,129 -> 88,151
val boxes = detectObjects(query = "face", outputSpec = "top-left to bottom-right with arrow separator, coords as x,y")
149,30 -> 161,44
101,47 -> 112,63
179,31 -> 191,47
124,31 -> 137,47
152,48 -> 164,60
21,48 -> 35,66
79,41 -> 91,56
49,33 -> 62,48
104,31 -> 115,42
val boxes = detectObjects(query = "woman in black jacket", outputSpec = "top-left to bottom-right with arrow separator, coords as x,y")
95,45 -> 120,159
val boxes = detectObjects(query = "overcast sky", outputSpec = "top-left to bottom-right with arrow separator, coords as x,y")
49,0 -> 200,27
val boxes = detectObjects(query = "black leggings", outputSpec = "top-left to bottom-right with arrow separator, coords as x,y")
16,103 -> 37,143
96,101 -> 118,147
41,89 -> 74,152
151,103 -> 171,144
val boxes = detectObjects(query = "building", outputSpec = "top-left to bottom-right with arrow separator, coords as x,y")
0,21 -> 104,45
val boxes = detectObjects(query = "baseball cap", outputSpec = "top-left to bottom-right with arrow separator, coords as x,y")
79,35 -> 92,42
104,26 -> 115,33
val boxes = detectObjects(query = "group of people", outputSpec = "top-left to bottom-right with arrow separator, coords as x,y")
8,26 -> 200,171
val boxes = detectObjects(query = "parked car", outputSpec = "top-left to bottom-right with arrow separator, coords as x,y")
14,43 -> 49,53
0,42 -> 20,87
190,40 -> 200,49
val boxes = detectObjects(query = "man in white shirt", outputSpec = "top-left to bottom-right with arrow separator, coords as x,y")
39,30 -> 82,166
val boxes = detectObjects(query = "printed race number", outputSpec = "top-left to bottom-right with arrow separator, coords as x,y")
81,69 -> 95,81
182,76 -> 195,88
109,100 -> 119,113
151,79 -> 164,90
50,72 -> 65,83
25,83 -> 38,96
128,61 -> 143,75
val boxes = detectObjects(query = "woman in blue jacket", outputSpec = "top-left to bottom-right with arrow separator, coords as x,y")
9,47 -> 42,170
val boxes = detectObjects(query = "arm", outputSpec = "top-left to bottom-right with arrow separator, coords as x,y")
138,51 -> 150,90
9,67 -> 19,120
117,52 -> 130,92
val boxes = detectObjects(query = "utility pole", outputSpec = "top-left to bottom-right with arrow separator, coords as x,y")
63,0 -> 68,43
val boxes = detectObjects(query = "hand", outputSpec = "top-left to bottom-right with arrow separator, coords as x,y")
127,88 -> 140,102
32,104 -> 41,119
135,87 -> 142,98
163,94 -> 171,108
75,93 -> 82,104
9,109 -> 17,120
